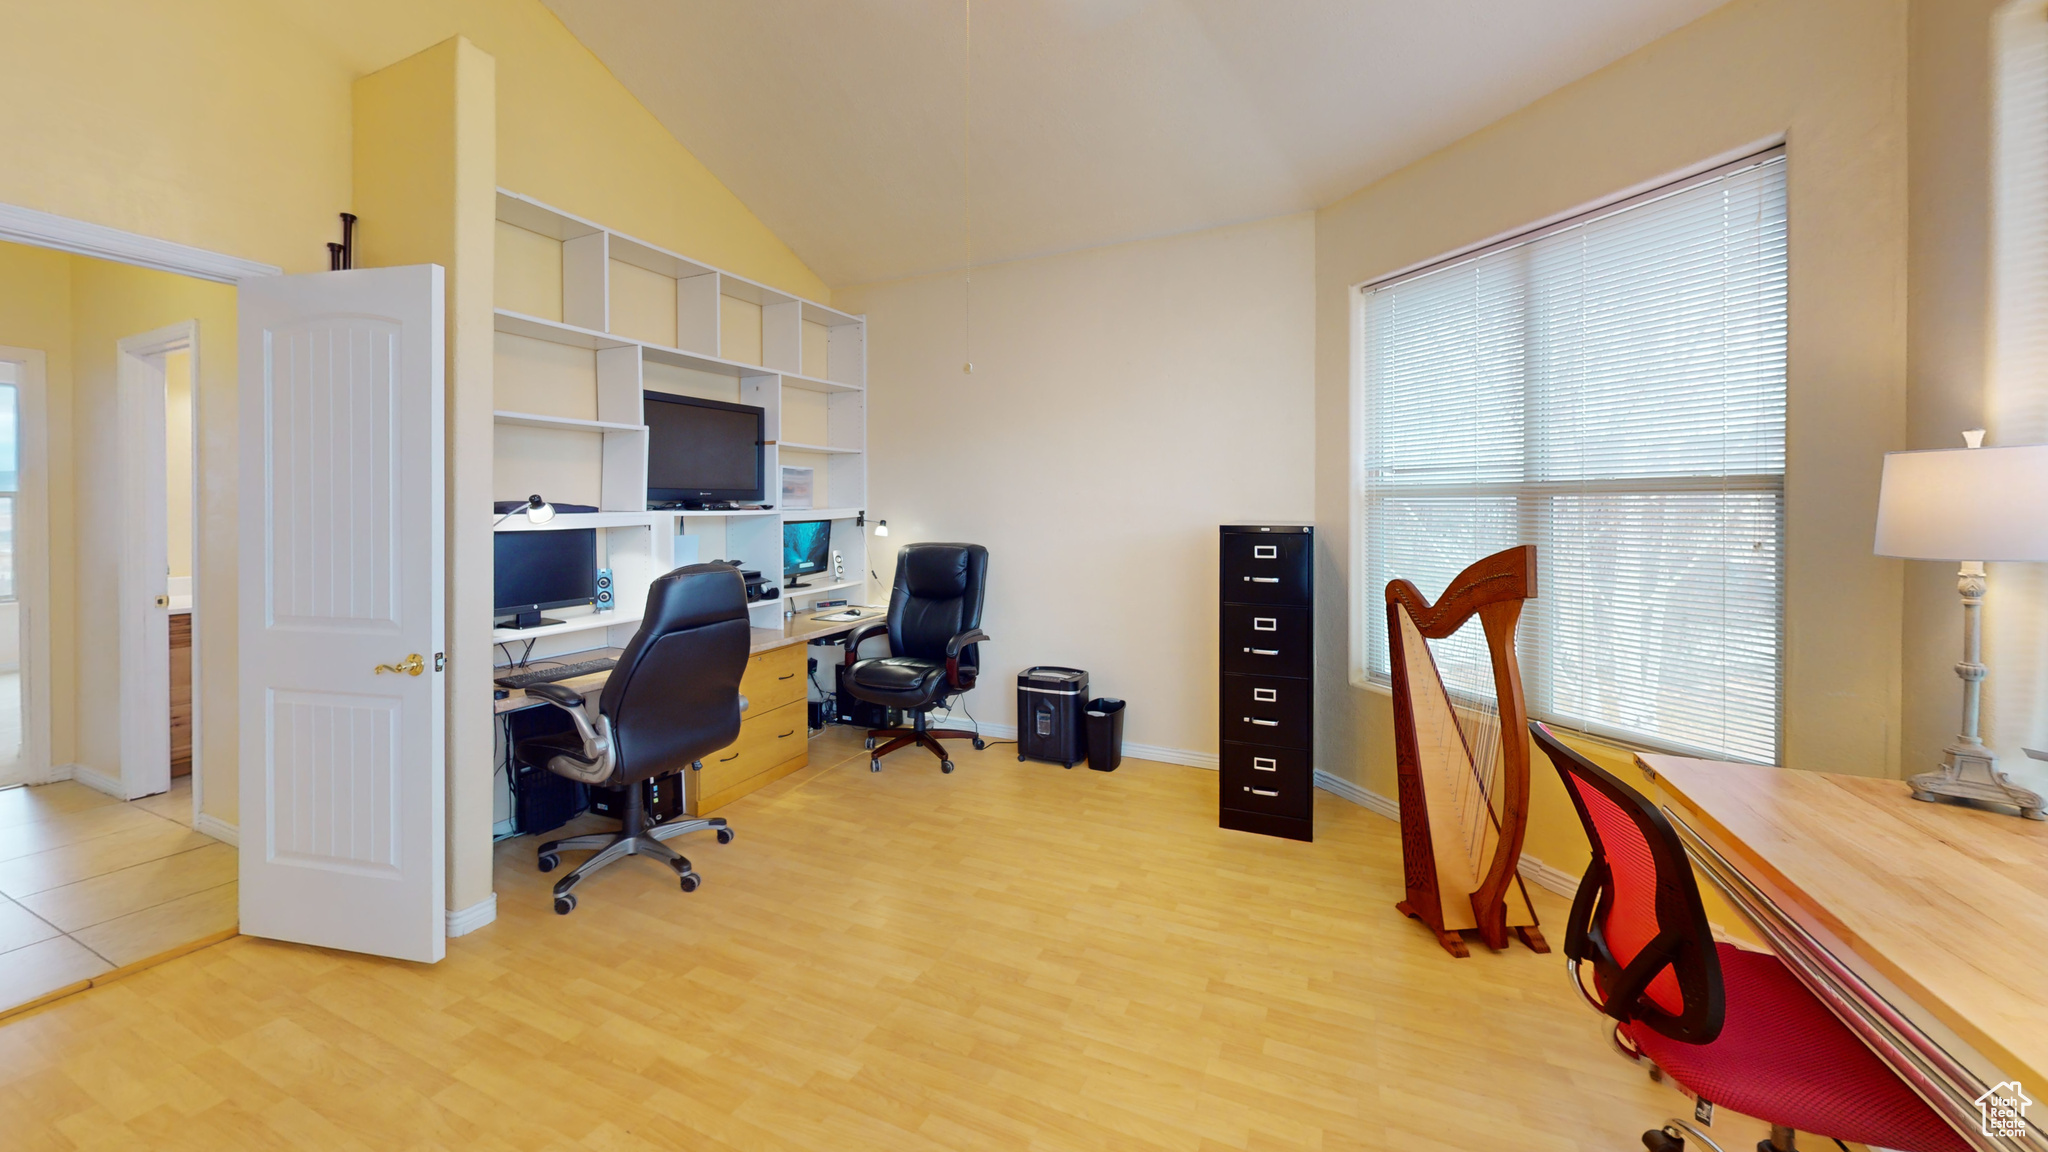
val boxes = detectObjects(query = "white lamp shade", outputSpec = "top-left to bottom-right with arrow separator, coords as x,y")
1874,444 -> 2048,561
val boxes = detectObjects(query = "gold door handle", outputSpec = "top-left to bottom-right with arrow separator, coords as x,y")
375,653 -> 426,677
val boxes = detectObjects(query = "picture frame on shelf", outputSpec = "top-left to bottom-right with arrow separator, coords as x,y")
781,465 -> 814,510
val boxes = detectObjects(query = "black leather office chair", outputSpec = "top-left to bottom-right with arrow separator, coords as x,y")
842,542 -> 991,773
513,563 -> 751,914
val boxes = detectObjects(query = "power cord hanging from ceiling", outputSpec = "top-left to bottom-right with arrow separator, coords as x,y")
962,0 -> 974,376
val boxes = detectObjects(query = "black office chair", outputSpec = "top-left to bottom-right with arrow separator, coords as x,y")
513,563 -> 750,915
842,542 -> 991,773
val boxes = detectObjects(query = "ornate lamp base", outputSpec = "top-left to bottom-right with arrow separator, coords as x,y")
1909,747 -> 2045,820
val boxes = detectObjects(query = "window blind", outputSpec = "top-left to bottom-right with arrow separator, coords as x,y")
1356,150 -> 1787,763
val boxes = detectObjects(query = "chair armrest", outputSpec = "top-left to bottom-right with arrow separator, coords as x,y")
843,619 -> 890,665
944,628 -> 989,658
945,628 -> 989,690
521,683 -> 611,772
526,682 -> 586,709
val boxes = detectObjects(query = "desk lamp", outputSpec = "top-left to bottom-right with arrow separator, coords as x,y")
494,494 -> 555,527
1875,432 -> 2048,819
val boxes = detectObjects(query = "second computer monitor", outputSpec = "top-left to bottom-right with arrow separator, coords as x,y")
783,520 -> 831,589
494,528 -> 597,629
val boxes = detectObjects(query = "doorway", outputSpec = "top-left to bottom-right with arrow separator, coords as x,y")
0,347 -> 48,793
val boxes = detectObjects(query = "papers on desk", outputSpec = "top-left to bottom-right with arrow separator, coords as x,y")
813,611 -> 865,622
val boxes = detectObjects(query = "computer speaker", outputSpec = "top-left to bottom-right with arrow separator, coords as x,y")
832,549 -> 844,581
594,567 -> 614,611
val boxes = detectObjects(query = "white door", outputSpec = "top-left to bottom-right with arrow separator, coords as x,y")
237,265 -> 447,963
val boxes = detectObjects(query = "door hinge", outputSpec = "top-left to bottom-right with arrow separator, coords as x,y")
434,652 -> 446,672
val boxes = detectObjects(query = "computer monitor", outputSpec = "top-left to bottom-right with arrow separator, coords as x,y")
644,392 -> 765,506
494,528 -> 597,629
782,520 -> 831,589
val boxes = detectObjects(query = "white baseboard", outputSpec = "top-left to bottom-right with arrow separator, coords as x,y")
972,722 -> 1218,770
447,894 -> 497,937
71,763 -> 126,799
194,812 -> 240,847
1310,771 -> 1581,899
15,761 -> 75,786
1312,769 -> 1398,819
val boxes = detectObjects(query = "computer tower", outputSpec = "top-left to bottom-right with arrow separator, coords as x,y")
833,664 -> 901,729
589,771 -> 683,825
506,704 -> 589,835
1017,666 -> 1088,767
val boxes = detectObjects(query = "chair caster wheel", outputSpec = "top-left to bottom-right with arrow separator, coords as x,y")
1017,753 -> 1026,762
972,738 -> 986,750
1641,1128 -> 1683,1152
537,853 -> 559,873
865,737 -> 876,750
554,894 -> 577,915
870,759 -> 881,772
941,760 -> 954,773
1064,761 -> 1074,769
679,872 -> 701,893
716,827 -> 735,844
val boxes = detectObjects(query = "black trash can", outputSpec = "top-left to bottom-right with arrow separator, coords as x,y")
1018,666 -> 1088,767
1085,698 -> 1125,772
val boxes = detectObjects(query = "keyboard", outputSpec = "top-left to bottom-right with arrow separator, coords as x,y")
494,658 -> 617,690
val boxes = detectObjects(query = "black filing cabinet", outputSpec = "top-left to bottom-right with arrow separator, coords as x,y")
1219,524 -> 1313,841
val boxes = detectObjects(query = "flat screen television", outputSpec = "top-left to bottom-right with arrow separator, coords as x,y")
644,392 -> 765,506
494,528 -> 597,629
783,520 -> 831,588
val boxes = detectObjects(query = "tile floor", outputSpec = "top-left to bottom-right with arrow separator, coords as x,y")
0,776 -> 235,1016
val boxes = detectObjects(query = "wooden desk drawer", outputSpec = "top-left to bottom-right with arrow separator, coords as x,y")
740,643 -> 808,716
687,698 -> 808,815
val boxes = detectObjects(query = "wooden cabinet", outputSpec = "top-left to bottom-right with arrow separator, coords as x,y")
169,612 -> 193,777
685,642 -> 811,816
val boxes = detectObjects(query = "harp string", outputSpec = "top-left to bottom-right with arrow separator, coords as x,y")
1424,623 -> 1507,881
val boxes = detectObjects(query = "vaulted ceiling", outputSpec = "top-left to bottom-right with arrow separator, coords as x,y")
542,0 -> 1731,288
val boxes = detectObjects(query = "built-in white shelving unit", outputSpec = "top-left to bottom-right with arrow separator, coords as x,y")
491,188 -> 871,662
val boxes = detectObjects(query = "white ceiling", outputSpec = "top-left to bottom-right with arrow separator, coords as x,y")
541,0 -> 1731,288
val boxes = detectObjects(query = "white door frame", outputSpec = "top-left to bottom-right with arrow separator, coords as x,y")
97,324 -> 197,803
0,347 -> 52,789
0,198 -> 274,821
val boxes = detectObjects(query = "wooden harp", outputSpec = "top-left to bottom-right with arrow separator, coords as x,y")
1386,545 -> 1548,957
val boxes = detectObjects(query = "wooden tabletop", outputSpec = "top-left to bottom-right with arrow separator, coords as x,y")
493,608 -> 883,713
1640,754 -> 2048,1088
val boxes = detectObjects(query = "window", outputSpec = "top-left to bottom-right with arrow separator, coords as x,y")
1355,149 -> 1787,763
0,361 -> 15,603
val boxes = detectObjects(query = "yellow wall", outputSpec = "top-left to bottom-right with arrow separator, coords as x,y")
352,37 -> 499,916
66,258 -> 238,810
0,0 -> 823,298
1313,0 -> 1910,883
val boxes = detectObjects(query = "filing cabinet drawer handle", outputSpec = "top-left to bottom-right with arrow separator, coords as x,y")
1245,647 -> 1280,656
1245,576 -> 1280,583
1253,545 -> 1278,559
719,752 -> 739,762
1252,617 -> 1278,631
1245,787 -> 1280,797
1253,688 -> 1278,702
778,673 -> 796,680
1252,757 -> 1278,771
778,730 -> 796,738
1246,717 -> 1279,727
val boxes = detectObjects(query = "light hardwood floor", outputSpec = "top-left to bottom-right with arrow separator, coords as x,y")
0,777 -> 236,1018
0,727 -> 1783,1150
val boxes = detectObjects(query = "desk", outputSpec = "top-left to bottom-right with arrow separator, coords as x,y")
493,609 -> 882,816
493,609 -> 877,714
1639,755 -> 2048,1152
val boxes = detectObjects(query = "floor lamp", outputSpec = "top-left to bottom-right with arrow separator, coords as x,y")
1875,433 -> 2048,820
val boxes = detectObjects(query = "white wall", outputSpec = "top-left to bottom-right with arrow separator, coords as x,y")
836,213 -> 1316,761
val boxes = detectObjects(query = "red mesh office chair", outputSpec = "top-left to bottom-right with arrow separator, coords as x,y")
1529,722 -> 1971,1152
